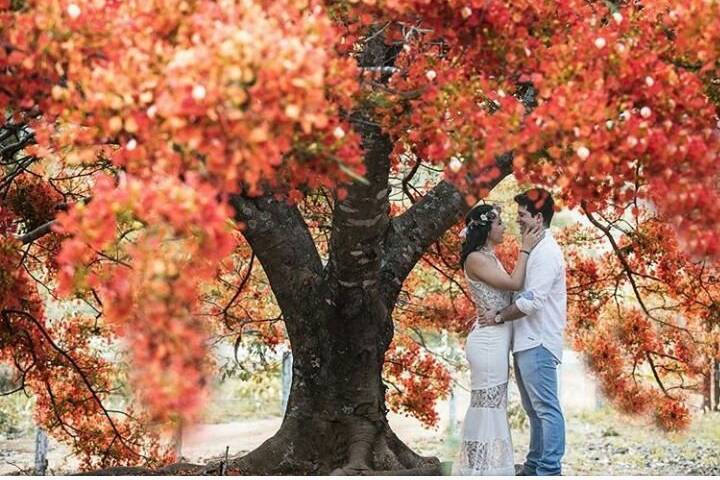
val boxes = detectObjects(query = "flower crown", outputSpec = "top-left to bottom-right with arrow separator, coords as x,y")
468,212 -> 493,226
459,207 -> 500,240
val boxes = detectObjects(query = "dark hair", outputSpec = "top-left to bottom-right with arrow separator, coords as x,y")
459,204 -> 498,269
514,188 -> 554,227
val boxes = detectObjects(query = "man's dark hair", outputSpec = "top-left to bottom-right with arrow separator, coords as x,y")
514,188 -> 555,227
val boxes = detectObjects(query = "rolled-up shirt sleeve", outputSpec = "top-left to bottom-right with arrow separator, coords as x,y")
515,254 -> 559,316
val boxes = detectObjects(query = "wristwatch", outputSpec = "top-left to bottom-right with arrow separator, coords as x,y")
494,311 -> 502,324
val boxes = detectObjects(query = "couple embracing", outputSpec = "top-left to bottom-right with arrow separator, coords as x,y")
455,188 -> 567,476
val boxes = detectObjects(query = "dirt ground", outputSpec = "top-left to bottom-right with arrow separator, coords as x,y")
0,408 -> 448,475
2,405 -> 719,475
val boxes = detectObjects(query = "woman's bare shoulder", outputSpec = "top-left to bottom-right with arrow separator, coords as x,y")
465,251 -> 495,269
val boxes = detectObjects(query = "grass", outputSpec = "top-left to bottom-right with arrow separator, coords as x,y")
0,394 -> 34,439
202,373 -> 284,423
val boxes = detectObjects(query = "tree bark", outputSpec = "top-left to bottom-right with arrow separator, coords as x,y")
227,91 -> 430,478
228,189 -> 439,474
227,352 -> 439,475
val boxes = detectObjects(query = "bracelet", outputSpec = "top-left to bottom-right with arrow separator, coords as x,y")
520,249 -> 531,255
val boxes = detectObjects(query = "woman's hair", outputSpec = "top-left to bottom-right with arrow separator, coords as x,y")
459,204 -> 499,268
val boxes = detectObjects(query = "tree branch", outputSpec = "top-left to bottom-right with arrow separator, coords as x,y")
327,108 -> 392,290
17,219 -> 57,244
582,203 -> 698,341
326,28 -> 395,292
1,309 -> 143,458
401,156 -> 421,204
229,194 -> 323,324
646,352 -> 674,399
381,152 -> 514,308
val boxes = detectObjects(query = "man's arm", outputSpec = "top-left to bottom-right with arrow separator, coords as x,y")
497,302 -> 527,322
476,247 -> 560,326
475,293 -> 530,326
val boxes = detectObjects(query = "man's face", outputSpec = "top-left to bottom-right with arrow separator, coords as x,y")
517,205 -> 542,232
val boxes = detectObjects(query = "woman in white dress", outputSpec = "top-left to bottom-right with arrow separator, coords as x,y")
455,204 -> 542,476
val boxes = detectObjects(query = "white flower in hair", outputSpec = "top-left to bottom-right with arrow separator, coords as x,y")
460,207 -> 500,240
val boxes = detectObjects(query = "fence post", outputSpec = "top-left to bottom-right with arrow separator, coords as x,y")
34,428 -> 49,475
448,385 -> 457,435
712,360 -> 719,411
282,350 -> 292,414
174,419 -> 183,461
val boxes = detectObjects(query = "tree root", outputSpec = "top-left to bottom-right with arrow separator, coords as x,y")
228,417 -> 441,476
72,416 -> 441,476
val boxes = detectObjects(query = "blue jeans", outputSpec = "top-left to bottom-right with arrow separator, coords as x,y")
514,345 -> 565,476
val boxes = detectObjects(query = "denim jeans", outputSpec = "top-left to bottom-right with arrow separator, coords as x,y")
514,345 -> 565,476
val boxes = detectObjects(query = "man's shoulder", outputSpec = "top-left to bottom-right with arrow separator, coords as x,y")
532,232 -> 562,256
530,234 -> 564,270
545,232 -> 564,255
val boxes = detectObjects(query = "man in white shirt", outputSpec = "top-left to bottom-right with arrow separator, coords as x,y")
478,188 -> 567,475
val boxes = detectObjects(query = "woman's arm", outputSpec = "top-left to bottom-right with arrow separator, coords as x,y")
465,226 -> 542,291
465,250 -> 529,291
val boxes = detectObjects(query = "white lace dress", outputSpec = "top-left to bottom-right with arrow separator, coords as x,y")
455,250 -> 515,476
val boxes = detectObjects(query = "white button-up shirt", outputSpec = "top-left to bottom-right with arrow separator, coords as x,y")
512,229 -> 567,363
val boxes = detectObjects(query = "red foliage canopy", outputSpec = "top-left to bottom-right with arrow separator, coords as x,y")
0,0 -> 718,467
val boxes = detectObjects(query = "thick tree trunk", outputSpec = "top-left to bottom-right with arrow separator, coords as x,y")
230,322 -> 439,475
232,415 -> 438,475
228,130 -> 437,475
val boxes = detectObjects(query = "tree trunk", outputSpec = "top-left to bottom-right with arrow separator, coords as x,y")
703,361 -> 712,412
230,317 -> 440,474
227,158 -> 511,474
229,148 -> 441,474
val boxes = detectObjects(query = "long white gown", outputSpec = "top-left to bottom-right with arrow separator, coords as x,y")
455,249 -> 515,476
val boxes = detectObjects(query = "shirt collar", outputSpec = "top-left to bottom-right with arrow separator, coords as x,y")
537,227 -> 553,245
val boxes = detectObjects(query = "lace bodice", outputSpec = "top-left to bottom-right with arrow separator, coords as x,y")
464,250 -> 513,314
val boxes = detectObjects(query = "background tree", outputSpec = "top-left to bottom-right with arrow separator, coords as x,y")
1,0 -> 719,474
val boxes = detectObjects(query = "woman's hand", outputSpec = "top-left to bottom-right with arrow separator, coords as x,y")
521,225 -> 543,251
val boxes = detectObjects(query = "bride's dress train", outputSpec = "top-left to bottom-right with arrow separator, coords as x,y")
455,250 -> 515,476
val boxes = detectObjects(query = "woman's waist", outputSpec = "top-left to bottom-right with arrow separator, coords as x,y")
470,302 -> 512,322
467,320 -> 512,336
